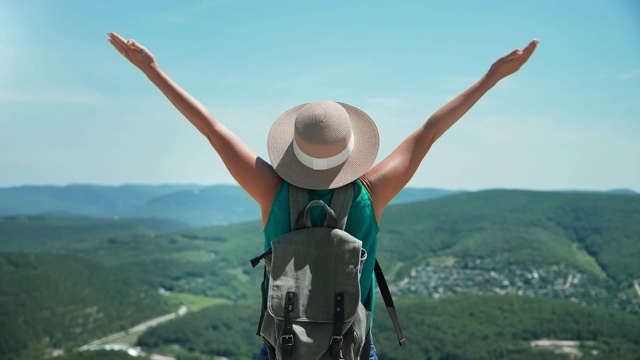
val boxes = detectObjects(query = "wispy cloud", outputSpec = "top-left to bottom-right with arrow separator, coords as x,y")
0,89 -> 111,105
621,68 -> 640,80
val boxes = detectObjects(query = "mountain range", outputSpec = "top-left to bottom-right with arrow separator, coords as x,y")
1,183 -> 635,231
0,183 -> 465,230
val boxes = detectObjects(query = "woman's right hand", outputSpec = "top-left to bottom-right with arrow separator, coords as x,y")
486,39 -> 538,82
108,32 -> 157,73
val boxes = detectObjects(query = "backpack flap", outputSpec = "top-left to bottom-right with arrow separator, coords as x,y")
267,227 -> 365,323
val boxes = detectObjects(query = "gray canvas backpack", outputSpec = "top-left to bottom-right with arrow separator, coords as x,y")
251,183 -> 405,360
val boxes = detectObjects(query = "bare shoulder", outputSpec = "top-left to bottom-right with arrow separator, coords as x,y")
358,173 -> 387,224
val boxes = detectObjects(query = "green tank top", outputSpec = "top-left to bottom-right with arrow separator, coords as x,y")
263,179 -> 379,310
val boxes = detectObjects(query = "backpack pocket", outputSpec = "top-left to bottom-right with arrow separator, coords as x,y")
267,227 -> 364,322
261,302 -> 370,360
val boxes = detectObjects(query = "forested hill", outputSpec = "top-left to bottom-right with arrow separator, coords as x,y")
137,296 -> 640,359
0,216 -> 153,251
130,189 -> 640,359
378,189 -> 640,285
1,188 -> 639,359
0,252 -> 172,360
2,189 -> 638,296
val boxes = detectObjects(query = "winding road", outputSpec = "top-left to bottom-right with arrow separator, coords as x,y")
78,305 -> 188,351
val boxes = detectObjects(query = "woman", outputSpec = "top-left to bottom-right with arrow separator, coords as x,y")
108,32 -> 537,359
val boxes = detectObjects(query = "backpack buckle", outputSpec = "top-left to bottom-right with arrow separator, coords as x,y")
281,334 -> 294,357
330,336 -> 343,346
281,334 -> 295,346
330,336 -> 343,358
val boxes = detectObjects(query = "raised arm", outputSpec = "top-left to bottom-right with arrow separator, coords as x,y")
364,40 -> 538,222
107,33 -> 280,222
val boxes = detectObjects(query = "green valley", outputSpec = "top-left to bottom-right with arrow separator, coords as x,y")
1,188 -> 639,359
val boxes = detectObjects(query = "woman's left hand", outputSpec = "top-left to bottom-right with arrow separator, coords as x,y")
108,32 -> 157,74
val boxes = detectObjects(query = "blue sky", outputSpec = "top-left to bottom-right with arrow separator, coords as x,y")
1,0 -> 639,191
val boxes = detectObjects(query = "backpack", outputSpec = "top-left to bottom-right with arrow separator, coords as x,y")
251,183 -> 405,360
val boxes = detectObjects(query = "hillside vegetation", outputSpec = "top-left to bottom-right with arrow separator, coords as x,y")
378,190 -> 640,286
0,216 -> 152,251
2,190 -> 638,306
61,220 -> 266,301
0,252 -> 172,360
1,189 -> 638,359
137,296 -> 640,359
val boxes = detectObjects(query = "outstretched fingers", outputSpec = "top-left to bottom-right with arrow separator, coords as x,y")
108,32 -> 144,56
502,40 -> 538,70
518,39 -> 539,66
488,39 -> 539,79
108,32 -> 127,48
108,32 -> 129,56
108,32 -> 157,72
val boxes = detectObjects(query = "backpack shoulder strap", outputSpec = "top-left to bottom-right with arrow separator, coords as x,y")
329,183 -> 354,231
375,260 -> 406,346
289,183 -> 309,230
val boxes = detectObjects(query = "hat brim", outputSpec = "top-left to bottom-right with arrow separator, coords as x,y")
268,102 -> 379,190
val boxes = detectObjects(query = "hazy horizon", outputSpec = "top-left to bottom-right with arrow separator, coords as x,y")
1,181 -> 637,194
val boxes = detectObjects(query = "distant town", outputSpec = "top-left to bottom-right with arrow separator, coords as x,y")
392,260 -> 640,314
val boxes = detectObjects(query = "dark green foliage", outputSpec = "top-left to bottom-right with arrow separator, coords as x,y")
59,221 -> 266,300
56,350 -> 135,360
137,302 -> 263,360
122,216 -> 192,234
0,215 -> 250,299
6,347 -> 135,360
136,296 -> 640,360
373,296 -> 640,359
0,252 -> 172,360
2,190 -> 638,302
1,189 -> 639,359
2,189 -> 639,308
546,193 -> 640,286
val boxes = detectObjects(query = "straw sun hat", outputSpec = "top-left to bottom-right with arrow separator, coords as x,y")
268,100 -> 380,190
